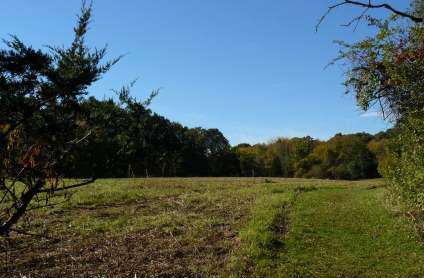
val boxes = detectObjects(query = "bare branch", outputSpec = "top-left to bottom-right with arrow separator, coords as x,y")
317,2 -> 348,31
344,0 -> 423,22
317,0 -> 423,31
37,178 -> 96,193
67,130 -> 93,145
9,228 -> 54,240
341,7 -> 370,32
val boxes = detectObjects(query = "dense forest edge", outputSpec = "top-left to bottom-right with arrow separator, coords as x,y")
61,95 -> 392,180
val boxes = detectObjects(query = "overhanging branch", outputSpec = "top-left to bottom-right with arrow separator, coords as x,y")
344,1 -> 423,23
317,0 -> 423,31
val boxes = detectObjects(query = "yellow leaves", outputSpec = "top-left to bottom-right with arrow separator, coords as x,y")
3,158 -> 11,170
6,128 -> 23,152
1,207 -> 11,221
0,123 -> 10,134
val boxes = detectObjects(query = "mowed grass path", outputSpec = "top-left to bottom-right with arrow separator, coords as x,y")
1,178 -> 424,277
274,187 -> 424,277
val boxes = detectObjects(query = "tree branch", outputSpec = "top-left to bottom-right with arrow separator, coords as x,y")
344,1 -> 423,23
37,178 -> 96,193
0,180 -> 44,236
317,0 -> 423,31
341,7 -> 370,31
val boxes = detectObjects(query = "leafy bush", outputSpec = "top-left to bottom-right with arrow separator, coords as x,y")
384,117 -> 424,209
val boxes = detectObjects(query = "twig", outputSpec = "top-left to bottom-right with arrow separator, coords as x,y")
37,178 -> 96,193
8,228 -> 54,240
317,0 -> 423,32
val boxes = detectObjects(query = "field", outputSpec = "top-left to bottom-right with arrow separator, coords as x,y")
1,178 -> 424,277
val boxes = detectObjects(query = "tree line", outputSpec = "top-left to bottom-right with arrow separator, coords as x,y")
234,132 -> 391,180
59,94 -> 391,180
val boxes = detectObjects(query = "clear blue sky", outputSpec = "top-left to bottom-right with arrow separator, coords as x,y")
1,1 -> 409,145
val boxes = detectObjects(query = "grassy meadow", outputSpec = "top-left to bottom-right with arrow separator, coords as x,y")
1,178 -> 424,277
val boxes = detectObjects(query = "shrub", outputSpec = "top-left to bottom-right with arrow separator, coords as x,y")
384,117 -> 424,209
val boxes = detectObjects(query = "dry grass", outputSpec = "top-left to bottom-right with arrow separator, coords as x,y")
0,178 -> 289,277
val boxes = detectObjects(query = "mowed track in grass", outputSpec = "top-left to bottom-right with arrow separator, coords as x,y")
261,187 -> 424,277
1,178 -> 424,277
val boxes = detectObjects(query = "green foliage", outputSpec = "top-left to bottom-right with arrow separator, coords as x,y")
334,14 -> 423,120
62,97 -> 239,178
271,156 -> 283,177
232,134 -> 382,180
328,133 -> 378,180
412,0 -> 424,18
384,117 -> 424,209
333,1 -> 424,207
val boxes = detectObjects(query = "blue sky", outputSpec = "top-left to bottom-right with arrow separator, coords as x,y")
1,1 -> 409,145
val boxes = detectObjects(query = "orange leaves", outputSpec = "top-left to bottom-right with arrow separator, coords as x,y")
394,35 -> 424,66
21,144 -> 42,169
385,79 -> 401,86
394,51 -> 416,65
